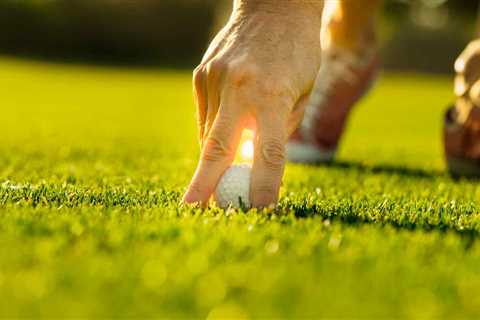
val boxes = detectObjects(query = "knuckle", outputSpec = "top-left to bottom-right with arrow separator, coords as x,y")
227,62 -> 259,89
226,61 -> 294,104
252,183 -> 277,196
187,180 -> 211,199
257,80 -> 295,108
257,82 -> 288,100
206,59 -> 227,76
213,113 -> 234,135
193,65 -> 205,88
260,138 -> 286,170
202,134 -> 234,163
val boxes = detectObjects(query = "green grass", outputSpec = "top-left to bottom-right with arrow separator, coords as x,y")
1,56 -> 480,318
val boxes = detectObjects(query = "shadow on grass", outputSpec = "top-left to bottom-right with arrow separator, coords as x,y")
326,160 -> 480,183
285,160 -> 480,243
314,159 -> 446,180
284,200 -> 479,246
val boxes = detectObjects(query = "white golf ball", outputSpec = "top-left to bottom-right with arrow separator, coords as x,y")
214,164 -> 252,209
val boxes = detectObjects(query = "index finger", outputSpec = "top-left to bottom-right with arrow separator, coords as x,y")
182,104 -> 244,206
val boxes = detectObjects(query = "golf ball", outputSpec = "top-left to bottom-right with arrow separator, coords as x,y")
214,164 -> 252,209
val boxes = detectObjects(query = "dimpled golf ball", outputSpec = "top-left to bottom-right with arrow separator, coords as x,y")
214,164 -> 252,209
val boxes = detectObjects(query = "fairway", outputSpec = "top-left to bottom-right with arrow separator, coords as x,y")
1,57 -> 480,318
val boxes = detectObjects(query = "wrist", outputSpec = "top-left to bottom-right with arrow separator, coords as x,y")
234,0 -> 324,17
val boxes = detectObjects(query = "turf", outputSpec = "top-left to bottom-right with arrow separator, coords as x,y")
0,56 -> 479,318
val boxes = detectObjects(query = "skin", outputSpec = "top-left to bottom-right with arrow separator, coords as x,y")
183,0 -> 480,208
183,0 -> 324,208
325,0 -> 382,51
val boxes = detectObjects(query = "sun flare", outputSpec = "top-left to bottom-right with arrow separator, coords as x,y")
236,130 -> 255,163
241,139 -> 254,161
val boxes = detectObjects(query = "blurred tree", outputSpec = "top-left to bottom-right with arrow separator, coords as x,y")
0,0 -> 477,70
0,0 -> 218,66
382,0 -> 477,74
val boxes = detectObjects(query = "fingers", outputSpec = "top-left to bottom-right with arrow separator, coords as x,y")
183,105 -> 244,206
251,106 -> 289,208
193,66 -> 208,142
287,94 -> 310,136
191,56 -> 305,209
202,61 -> 224,146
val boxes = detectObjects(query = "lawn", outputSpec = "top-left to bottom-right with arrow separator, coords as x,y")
0,56 -> 479,318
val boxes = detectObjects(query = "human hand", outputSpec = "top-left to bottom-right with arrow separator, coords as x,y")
183,0 -> 323,208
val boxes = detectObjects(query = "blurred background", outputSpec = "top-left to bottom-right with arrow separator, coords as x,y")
0,0 -> 477,73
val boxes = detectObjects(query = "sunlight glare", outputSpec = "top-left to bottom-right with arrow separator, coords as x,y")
241,139 -> 254,161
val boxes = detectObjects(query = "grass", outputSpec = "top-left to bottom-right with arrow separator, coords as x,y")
0,56 -> 479,318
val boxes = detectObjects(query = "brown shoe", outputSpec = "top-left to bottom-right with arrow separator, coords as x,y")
444,40 -> 480,177
444,103 -> 480,178
287,44 -> 380,163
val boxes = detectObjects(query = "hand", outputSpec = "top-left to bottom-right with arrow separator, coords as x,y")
183,0 -> 323,208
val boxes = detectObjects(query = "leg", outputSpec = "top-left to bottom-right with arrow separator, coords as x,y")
287,0 -> 383,163
444,3 -> 480,177
324,0 -> 382,51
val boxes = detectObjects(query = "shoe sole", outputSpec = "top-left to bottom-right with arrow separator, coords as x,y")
286,141 -> 336,164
